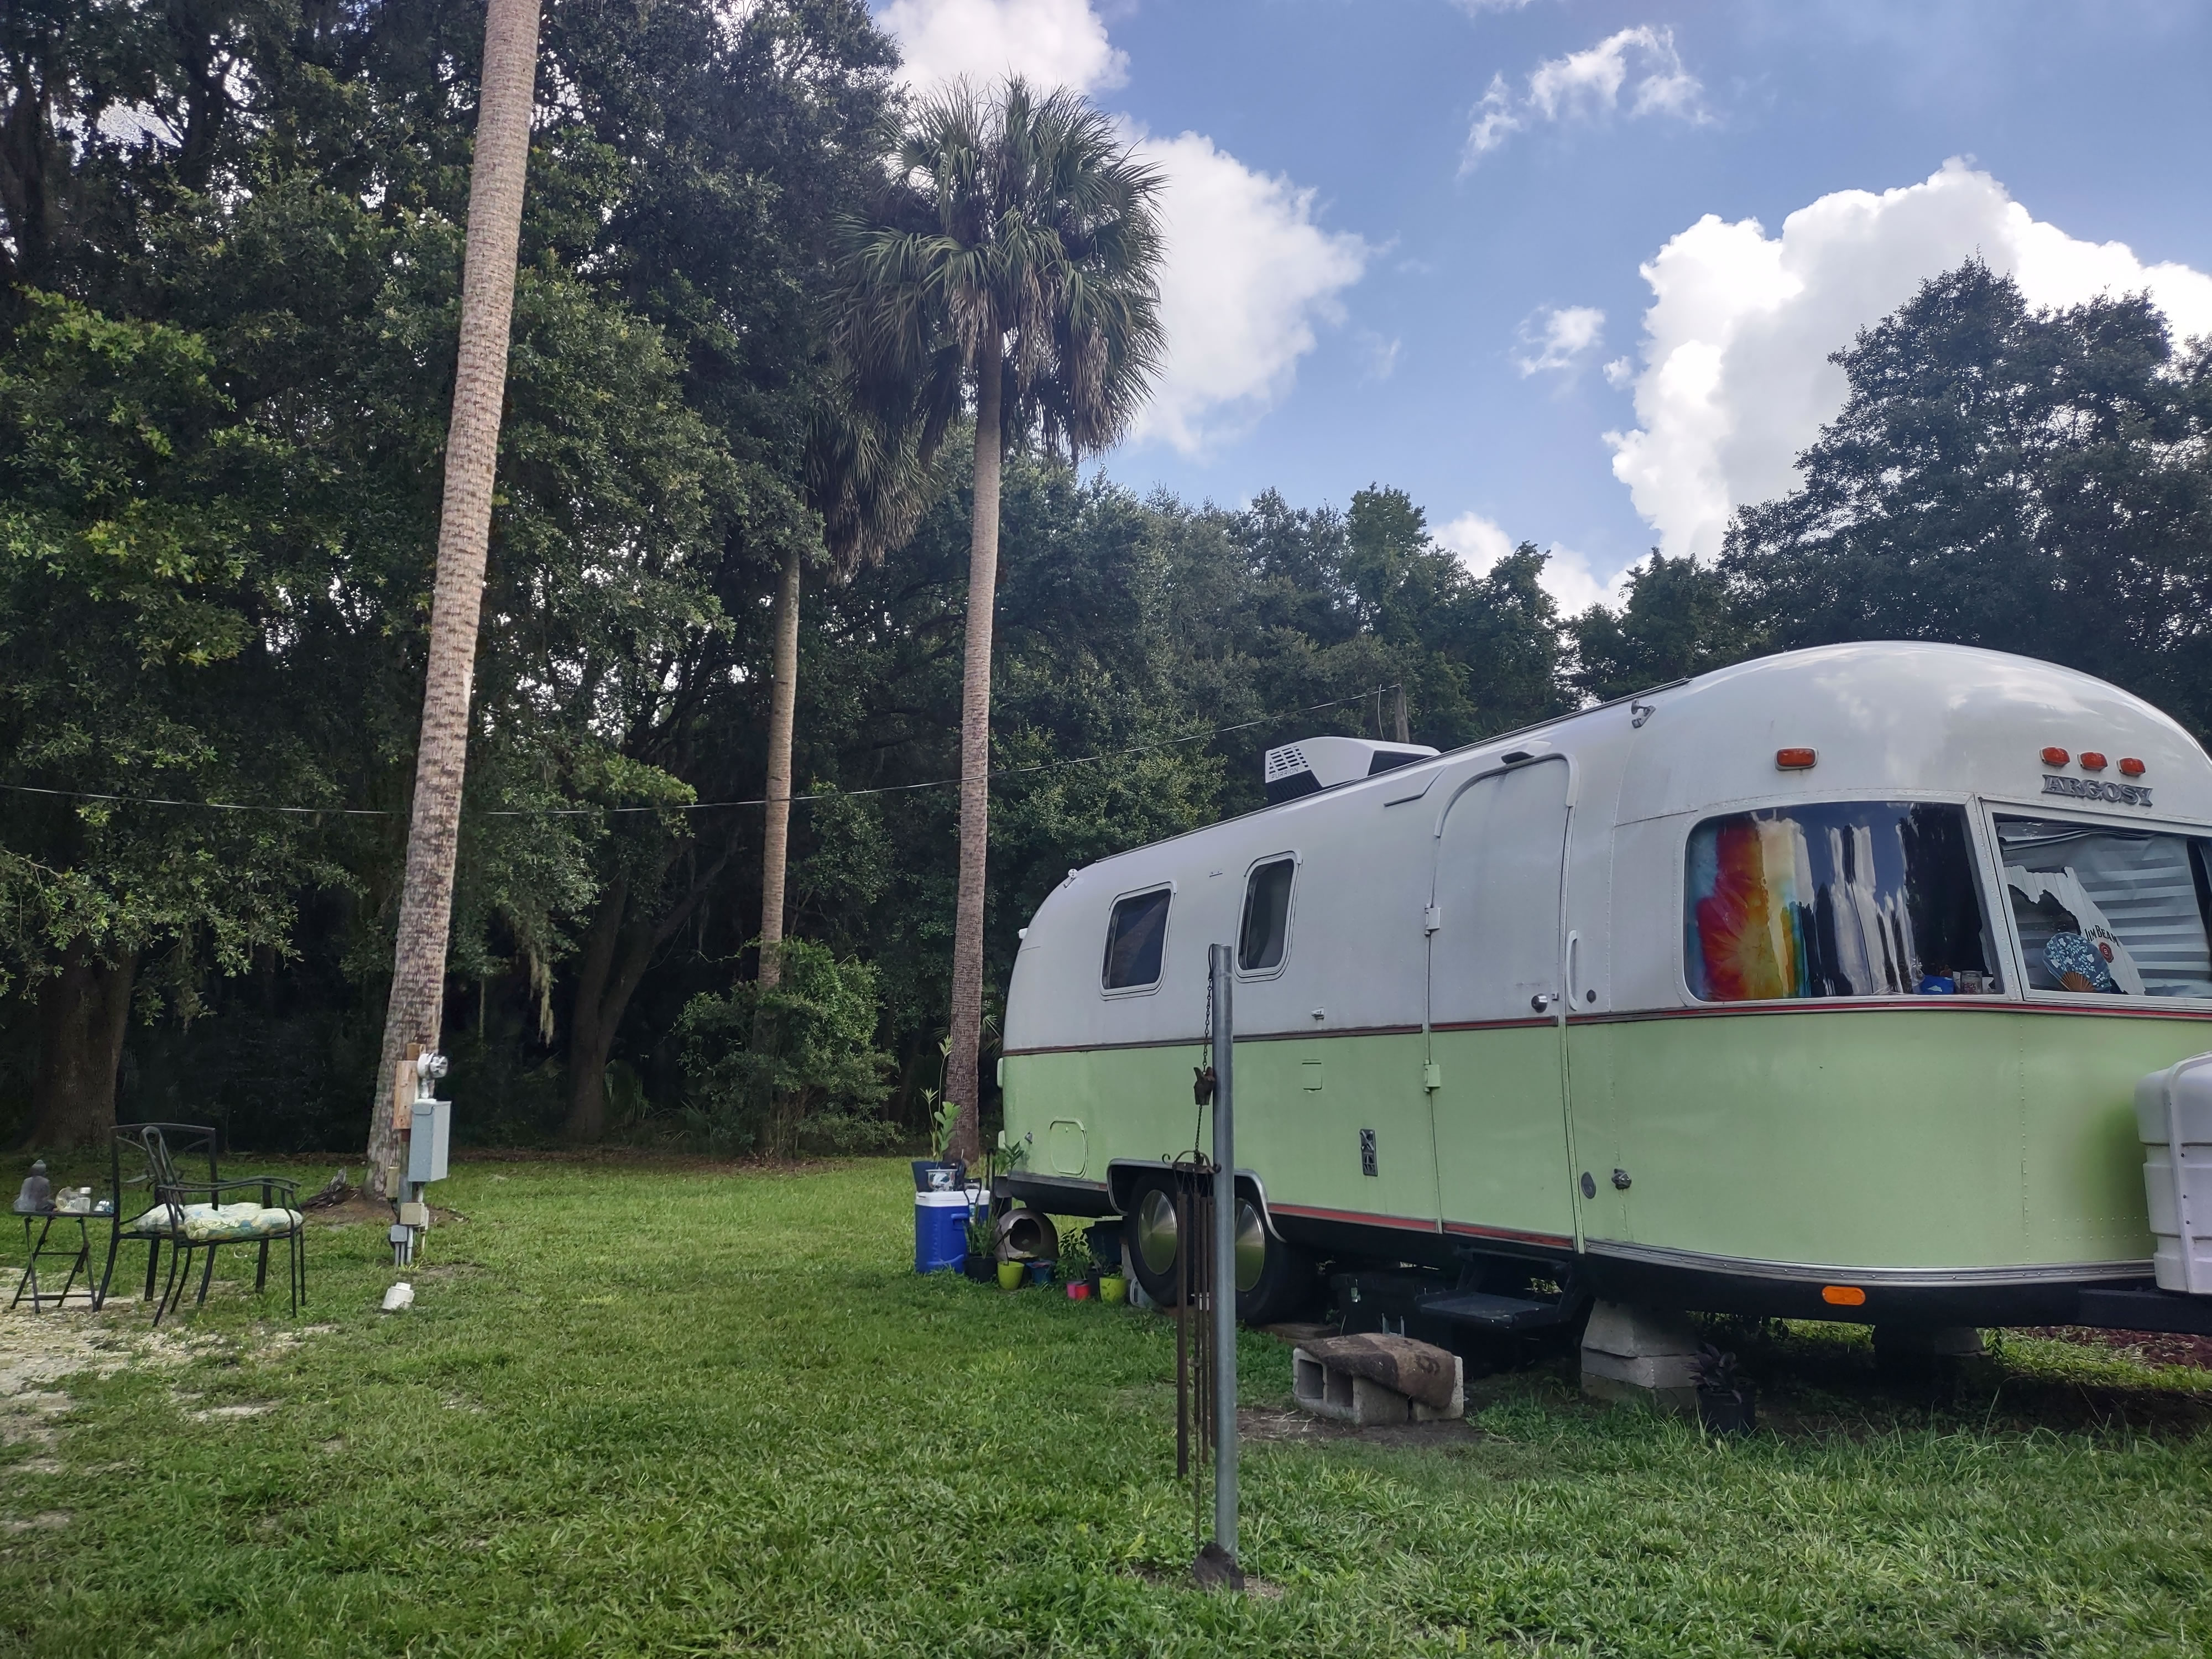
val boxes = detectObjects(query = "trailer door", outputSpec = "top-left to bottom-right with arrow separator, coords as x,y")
1426,759 -> 1579,1245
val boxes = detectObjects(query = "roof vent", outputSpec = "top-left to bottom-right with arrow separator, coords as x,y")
1263,735 -> 1439,804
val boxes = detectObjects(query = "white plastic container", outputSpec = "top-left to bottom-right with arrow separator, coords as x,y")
2135,1053 -> 2212,1295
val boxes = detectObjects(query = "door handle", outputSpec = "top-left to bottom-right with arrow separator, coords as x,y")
1565,931 -> 1582,1009
1530,993 -> 1552,1013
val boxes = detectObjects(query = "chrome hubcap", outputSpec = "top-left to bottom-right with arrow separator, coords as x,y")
1135,1187 -> 1178,1276
1134,1188 -> 1268,1293
1235,1199 -> 1266,1293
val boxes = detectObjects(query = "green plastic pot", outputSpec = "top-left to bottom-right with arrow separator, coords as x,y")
1098,1274 -> 1128,1306
997,1259 -> 1025,1291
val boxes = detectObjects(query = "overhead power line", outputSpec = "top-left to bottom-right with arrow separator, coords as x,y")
0,686 -> 1406,821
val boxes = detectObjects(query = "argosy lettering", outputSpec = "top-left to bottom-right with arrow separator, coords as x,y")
2042,774 -> 2152,807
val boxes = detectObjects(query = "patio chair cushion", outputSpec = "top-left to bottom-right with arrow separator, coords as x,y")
180,1203 -> 304,1242
121,1203 -> 200,1237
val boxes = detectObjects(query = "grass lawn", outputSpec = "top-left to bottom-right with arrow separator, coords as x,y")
3,1155 -> 2211,1657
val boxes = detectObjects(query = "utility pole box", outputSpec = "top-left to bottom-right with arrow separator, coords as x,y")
406,1097 -> 451,1186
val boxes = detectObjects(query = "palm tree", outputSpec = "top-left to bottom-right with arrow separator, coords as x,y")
367,0 -> 544,1198
757,394 -> 941,994
837,79 -> 1166,1165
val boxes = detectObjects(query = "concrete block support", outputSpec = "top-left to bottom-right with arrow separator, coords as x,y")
1293,1348 -> 1465,1426
1580,1300 -> 1701,1414
1874,1325 -> 1986,1360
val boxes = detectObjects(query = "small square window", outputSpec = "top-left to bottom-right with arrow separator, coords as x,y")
1103,888 -> 1171,990
1238,858 -> 1296,972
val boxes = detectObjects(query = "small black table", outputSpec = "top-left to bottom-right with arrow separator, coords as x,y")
12,1212 -> 99,1312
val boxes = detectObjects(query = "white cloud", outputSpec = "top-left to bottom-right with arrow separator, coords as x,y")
1464,25 -> 1705,170
878,0 -> 1126,93
1128,130 -> 1370,453
879,0 -> 1368,456
1605,159 -> 2212,563
1515,304 -> 1605,376
1437,512 -> 1632,614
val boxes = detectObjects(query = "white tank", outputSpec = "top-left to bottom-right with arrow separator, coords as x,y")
2136,1054 -> 2212,1294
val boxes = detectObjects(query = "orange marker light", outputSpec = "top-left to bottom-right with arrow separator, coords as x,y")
1820,1285 -> 1866,1307
1775,748 -> 1817,770
2040,747 -> 2070,766
2120,757 -> 2146,777
2080,752 -> 2107,771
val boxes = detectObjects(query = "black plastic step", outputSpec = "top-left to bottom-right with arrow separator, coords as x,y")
2074,1285 -> 2212,1336
1414,1290 -> 1564,1330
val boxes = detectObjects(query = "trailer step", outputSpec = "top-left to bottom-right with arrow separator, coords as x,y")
2074,1286 -> 2212,1337
1414,1290 -> 1564,1330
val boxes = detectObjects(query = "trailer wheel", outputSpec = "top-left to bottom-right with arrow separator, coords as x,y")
1120,1172 -> 1316,1323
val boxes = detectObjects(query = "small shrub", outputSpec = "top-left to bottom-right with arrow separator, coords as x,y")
677,940 -> 894,1159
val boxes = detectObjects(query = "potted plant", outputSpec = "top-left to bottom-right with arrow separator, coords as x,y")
962,1216 -> 996,1282
997,1257 -> 1026,1291
1692,1343 -> 1756,1435
910,1083 -> 964,1193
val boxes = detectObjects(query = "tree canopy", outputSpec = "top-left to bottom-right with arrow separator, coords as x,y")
1,0 -> 2205,1168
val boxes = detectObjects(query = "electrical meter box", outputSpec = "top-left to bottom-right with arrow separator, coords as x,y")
406,1097 -> 451,1185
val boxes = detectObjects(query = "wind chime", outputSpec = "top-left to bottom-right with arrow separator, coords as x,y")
1172,943 -> 1241,1589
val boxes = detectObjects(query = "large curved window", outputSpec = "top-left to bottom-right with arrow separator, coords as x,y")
1685,802 -> 1992,1001
1102,888 -> 1171,991
1996,817 -> 2212,998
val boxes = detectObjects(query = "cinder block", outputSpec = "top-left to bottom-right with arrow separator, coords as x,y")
1292,1347 -> 1465,1425
1874,1324 -> 1985,1359
1580,1300 -> 1700,1415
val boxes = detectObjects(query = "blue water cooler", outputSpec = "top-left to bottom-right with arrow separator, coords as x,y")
914,1189 -> 969,1273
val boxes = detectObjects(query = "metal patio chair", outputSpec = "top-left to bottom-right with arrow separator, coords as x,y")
95,1124 -> 306,1324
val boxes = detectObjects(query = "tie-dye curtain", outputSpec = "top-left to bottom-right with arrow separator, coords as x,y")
1685,802 -> 1989,1001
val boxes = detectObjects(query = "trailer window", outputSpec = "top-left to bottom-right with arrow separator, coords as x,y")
1238,858 -> 1296,972
1685,802 -> 1992,1001
1103,888 -> 1171,990
1995,817 -> 2212,997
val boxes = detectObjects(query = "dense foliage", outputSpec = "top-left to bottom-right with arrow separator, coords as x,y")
0,0 -> 2204,1157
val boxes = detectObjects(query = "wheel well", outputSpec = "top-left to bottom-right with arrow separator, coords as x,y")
1104,1161 -> 1277,1238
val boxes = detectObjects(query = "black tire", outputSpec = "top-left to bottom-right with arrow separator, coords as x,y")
1119,1171 -> 1316,1323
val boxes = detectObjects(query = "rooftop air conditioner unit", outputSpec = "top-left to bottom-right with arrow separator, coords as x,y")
1264,736 -> 1439,805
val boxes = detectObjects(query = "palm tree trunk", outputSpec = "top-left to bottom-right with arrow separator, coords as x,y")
943,330 -> 1003,1167
756,541 -> 805,992
366,0 -> 543,1201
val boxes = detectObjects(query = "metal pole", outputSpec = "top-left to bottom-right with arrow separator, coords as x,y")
1209,943 -> 1237,1563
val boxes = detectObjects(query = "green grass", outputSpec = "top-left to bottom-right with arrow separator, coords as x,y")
3,1156 -> 2210,1657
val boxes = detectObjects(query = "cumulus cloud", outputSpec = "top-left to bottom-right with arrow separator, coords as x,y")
878,0 -> 1370,456
1605,159 -> 2212,563
1515,304 -> 1605,376
1126,129 -> 1369,452
878,0 -> 1125,92
1436,512 -> 1631,614
1463,25 -> 1705,170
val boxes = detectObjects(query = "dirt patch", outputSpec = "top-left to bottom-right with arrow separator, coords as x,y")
1238,1401 -> 1485,1449
307,1193 -> 465,1229
1,1510 -> 70,1532
1120,1558 -> 1285,1598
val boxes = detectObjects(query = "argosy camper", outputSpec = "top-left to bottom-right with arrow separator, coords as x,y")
997,643 -> 2212,1334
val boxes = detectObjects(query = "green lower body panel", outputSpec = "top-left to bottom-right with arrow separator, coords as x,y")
1002,1005 -> 2207,1276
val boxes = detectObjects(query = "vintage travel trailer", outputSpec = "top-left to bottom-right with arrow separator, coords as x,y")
998,642 -> 2212,1335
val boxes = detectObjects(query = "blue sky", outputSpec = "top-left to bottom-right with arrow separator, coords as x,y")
875,1 -> 2212,611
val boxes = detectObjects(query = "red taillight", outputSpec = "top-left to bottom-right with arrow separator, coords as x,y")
2080,752 -> 2107,771
1775,747 -> 1816,770
2120,757 -> 2146,777
2040,747 -> 2069,766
